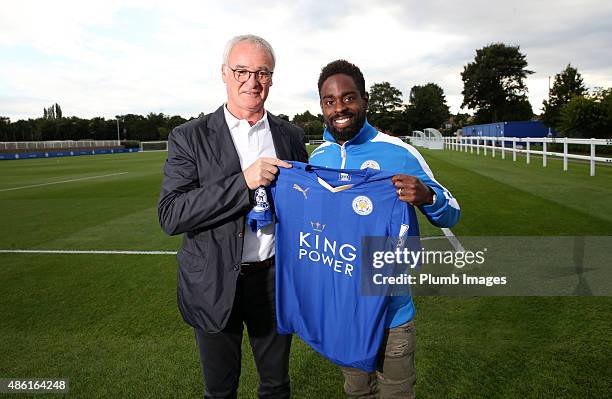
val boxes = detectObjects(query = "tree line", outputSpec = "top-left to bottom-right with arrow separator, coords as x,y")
0,112 -> 189,143
1,42 -> 610,143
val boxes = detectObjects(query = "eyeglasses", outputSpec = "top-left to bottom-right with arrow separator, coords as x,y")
226,66 -> 273,84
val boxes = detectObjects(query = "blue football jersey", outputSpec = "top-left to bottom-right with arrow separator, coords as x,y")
248,161 -> 418,372
309,121 -> 461,328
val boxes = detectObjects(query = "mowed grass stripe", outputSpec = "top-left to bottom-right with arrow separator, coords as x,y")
418,148 -> 612,235
0,153 -> 181,250
413,296 -> 612,398
424,148 -> 612,223
38,205 -> 181,251
0,153 -> 155,189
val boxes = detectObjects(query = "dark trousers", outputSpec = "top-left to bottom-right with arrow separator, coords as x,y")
194,265 -> 292,399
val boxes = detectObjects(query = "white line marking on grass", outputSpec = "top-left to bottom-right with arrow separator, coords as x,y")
0,249 -> 176,255
441,228 -> 466,252
420,236 -> 448,241
2,231 -> 461,256
0,172 -> 128,192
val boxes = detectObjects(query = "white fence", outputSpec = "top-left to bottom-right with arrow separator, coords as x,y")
444,136 -> 612,176
0,140 -> 120,151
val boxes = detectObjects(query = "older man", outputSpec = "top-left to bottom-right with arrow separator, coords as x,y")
158,34 -> 307,399
310,59 -> 461,398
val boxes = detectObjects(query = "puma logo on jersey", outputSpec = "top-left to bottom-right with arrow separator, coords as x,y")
293,184 -> 310,199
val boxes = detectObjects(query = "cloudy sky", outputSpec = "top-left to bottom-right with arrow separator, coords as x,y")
1,0 -> 611,122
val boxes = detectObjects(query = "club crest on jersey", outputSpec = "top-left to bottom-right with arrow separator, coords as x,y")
352,196 -> 373,216
339,173 -> 351,182
360,160 -> 380,170
253,187 -> 270,212
293,183 -> 309,199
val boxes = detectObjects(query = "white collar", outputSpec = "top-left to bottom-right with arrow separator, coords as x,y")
223,105 -> 268,130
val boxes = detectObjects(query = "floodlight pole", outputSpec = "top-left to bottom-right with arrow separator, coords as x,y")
116,116 -> 121,145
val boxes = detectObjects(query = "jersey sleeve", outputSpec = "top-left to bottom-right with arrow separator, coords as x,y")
401,147 -> 461,228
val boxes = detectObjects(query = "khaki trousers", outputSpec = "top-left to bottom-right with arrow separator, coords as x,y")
341,321 -> 416,399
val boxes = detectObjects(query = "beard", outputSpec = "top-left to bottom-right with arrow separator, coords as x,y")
324,109 -> 367,143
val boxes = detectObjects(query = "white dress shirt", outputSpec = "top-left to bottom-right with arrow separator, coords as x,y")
223,105 -> 276,262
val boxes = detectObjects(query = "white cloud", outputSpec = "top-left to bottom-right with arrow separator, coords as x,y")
1,0 -> 611,122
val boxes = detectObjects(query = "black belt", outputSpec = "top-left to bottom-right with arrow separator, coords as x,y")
239,256 -> 275,275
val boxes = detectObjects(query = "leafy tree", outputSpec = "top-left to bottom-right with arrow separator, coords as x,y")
405,83 -> 450,131
88,117 -> 117,140
304,120 -> 324,142
559,96 -> 599,138
369,82 -> 403,114
368,82 -> 404,132
292,111 -> 323,142
600,88 -> 612,134
461,43 -> 533,122
12,120 -> 30,141
167,115 -> 187,130
451,113 -> 471,131
292,110 -> 318,126
0,116 -> 10,141
42,103 -> 62,120
55,103 -> 62,119
277,114 -> 290,121
146,112 -> 166,127
560,88 -> 612,138
473,97 -> 533,124
542,64 -> 587,130
158,127 -> 170,140
388,116 -> 411,136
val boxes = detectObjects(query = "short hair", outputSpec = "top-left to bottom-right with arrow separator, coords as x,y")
223,34 -> 276,70
317,60 -> 366,98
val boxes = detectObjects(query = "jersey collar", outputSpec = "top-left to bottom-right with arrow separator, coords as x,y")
299,162 -> 376,191
322,119 -> 377,146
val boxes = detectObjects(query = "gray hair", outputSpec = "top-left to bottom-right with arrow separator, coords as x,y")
222,34 -> 276,70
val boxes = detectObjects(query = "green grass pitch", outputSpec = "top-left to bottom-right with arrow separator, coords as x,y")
0,148 -> 611,398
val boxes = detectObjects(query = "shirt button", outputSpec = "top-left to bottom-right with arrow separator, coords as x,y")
238,232 -> 243,238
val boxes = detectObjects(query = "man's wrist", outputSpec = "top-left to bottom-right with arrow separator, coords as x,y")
428,186 -> 436,205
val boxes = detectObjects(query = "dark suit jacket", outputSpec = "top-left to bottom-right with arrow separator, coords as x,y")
158,105 -> 308,333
